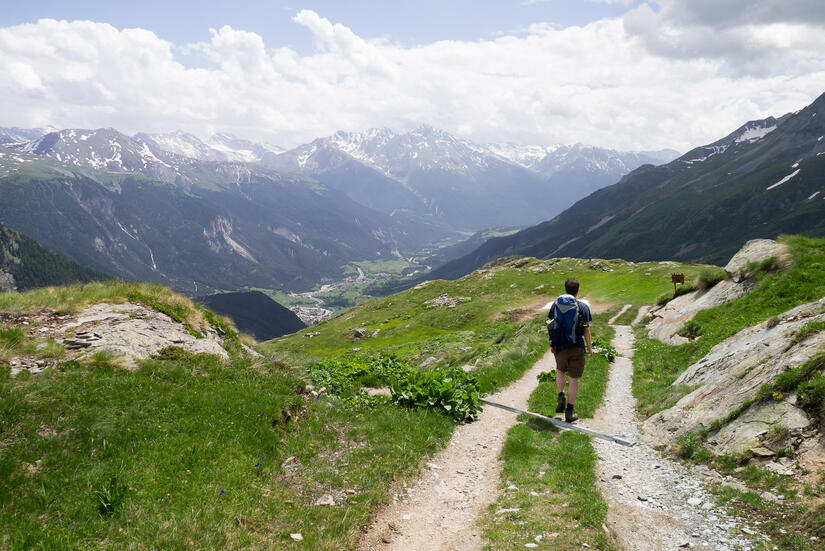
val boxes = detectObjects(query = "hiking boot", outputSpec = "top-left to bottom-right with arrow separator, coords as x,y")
565,404 -> 578,423
555,392 -> 566,414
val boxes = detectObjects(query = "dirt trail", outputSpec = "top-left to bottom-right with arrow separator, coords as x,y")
357,350 -> 554,551
583,321 -> 758,550
359,308 -> 760,551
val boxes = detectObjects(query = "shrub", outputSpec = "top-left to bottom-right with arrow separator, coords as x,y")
307,354 -> 482,423
678,320 -> 703,340
696,269 -> 726,291
673,431 -> 702,459
591,336 -> 616,362
151,345 -> 198,363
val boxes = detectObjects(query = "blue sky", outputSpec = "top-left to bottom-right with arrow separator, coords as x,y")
1,1 -> 823,151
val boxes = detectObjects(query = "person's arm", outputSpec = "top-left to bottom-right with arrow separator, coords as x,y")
584,326 -> 593,357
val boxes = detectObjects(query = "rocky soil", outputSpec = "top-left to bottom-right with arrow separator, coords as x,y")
585,324 -> 759,551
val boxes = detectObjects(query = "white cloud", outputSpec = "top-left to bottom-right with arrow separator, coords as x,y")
0,11 -> 823,152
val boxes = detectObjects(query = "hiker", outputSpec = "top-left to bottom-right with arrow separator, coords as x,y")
548,278 -> 593,423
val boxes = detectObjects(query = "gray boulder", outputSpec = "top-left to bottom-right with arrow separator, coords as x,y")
59,302 -> 228,366
647,279 -> 755,344
724,239 -> 784,282
642,297 -> 825,460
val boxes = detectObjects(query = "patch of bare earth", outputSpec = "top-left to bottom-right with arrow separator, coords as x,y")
356,349 -> 555,551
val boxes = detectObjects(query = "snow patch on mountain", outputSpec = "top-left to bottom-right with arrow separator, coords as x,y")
481,143 -> 559,168
766,169 -> 801,191
735,124 -> 777,143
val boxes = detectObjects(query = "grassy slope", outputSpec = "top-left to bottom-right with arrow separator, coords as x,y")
634,235 -> 825,416
1,257 -> 709,550
631,235 -> 825,551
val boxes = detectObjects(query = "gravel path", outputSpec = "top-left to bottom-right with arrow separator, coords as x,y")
356,350 -> 554,551
584,322 -> 758,550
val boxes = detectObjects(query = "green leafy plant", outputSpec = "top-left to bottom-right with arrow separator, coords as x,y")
392,366 -> 481,423
536,370 -> 556,383
308,355 -> 481,423
94,475 -> 128,517
591,336 -> 616,362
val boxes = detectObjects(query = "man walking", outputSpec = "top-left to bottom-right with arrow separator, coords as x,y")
548,278 -> 593,422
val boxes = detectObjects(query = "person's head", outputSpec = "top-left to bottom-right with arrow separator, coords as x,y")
564,278 -> 580,296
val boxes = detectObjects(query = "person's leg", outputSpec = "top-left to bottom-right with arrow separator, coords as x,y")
567,377 -> 579,405
565,349 -> 585,422
555,351 -> 567,413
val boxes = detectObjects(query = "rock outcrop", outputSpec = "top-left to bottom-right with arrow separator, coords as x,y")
647,279 -> 755,344
724,239 -> 785,282
642,296 -> 825,471
58,302 -> 228,366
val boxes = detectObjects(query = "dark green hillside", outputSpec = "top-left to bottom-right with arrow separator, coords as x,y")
0,222 -> 108,291
196,291 -> 306,341
426,92 -> 825,280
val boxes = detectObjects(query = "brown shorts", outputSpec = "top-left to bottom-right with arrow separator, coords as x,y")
554,347 -> 586,379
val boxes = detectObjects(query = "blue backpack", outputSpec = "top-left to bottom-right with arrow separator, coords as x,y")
547,294 -> 580,349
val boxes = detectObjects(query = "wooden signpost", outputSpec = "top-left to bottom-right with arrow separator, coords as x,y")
672,273 -> 685,293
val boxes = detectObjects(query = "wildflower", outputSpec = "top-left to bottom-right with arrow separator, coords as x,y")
271,355 -> 278,361
255,462 -> 261,468
259,412 -> 264,417
261,456 -> 265,460
220,489 -> 225,495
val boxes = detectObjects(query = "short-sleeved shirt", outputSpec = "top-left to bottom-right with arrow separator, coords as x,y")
549,298 -> 592,351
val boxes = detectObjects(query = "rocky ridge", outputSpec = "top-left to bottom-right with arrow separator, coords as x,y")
5,302 -> 229,376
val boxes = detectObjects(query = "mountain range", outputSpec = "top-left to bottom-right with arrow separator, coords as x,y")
0,124 -> 670,295
425,92 -> 825,281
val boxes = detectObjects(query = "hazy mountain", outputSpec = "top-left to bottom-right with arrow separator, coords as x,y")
137,130 -> 284,163
427,91 -> 825,279
0,127 -> 54,146
263,125 -> 680,233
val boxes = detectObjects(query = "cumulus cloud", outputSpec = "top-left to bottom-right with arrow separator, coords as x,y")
0,10 -> 823,152
625,1 -> 825,76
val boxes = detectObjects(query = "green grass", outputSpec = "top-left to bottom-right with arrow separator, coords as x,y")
633,235 -> 825,416
478,428 -> 618,551
0,353 -> 455,550
612,305 -> 639,326
261,256 -> 710,374
0,325 -> 65,364
479,312 -> 618,550
0,254 -> 713,549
